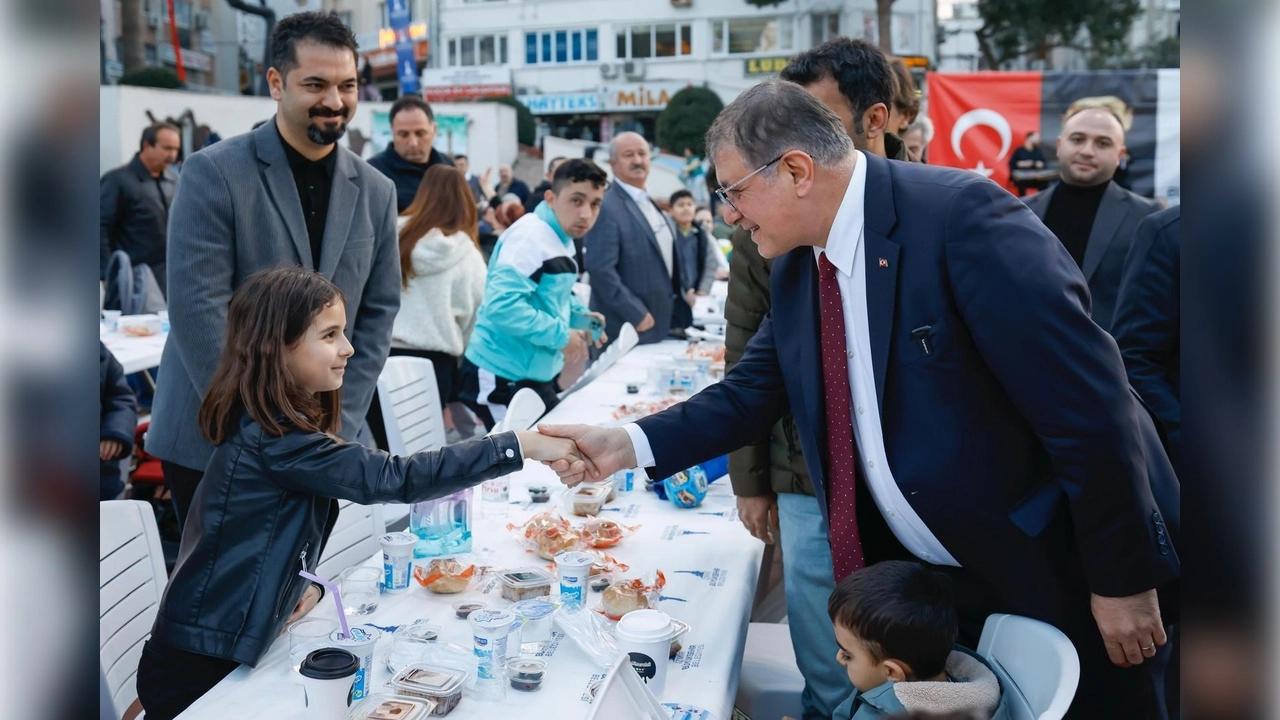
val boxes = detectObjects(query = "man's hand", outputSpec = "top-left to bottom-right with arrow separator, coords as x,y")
684,289 -> 697,308
286,585 -> 322,626
563,330 -> 589,364
737,494 -> 779,544
100,439 -> 126,461
537,423 -> 635,484
1091,589 -> 1167,667
588,312 -> 609,347
636,313 -> 656,333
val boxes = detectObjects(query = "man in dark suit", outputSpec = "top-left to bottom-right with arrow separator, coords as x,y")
1112,206 -> 1181,474
584,131 -> 687,344
100,122 -> 181,296
149,12 -> 400,528
542,81 -> 1178,717
1024,104 -> 1162,333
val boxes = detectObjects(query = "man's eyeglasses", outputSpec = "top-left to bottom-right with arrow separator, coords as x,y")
714,153 -> 786,212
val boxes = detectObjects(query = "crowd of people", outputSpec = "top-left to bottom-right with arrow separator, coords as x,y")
100,10 -> 1179,720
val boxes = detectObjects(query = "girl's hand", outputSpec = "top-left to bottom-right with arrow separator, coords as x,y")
286,585 -> 322,626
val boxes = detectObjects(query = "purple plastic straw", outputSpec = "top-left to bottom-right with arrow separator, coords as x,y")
299,570 -> 352,639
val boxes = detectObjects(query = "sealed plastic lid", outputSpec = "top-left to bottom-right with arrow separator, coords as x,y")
500,567 -> 555,589
348,693 -> 436,720
300,648 -> 359,679
615,609 -> 674,642
511,599 -> 556,620
391,663 -> 469,697
468,608 -> 516,632
571,486 -> 607,500
555,550 -> 595,569
329,626 -> 380,646
379,531 -> 417,550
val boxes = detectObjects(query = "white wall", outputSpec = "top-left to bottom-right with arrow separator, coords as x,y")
100,86 -> 518,179
542,135 -> 686,201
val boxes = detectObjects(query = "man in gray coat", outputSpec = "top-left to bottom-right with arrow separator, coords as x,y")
584,132 -> 686,345
1024,102 -> 1162,333
148,12 -> 400,526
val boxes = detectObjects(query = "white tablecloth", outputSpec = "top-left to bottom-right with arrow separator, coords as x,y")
100,316 -> 166,375
178,341 -> 762,720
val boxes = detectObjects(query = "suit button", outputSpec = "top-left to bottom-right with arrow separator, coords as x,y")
1152,511 -> 1161,521
1160,546 -> 1170,555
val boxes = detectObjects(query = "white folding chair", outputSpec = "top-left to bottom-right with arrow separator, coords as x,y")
558,322 -> 639,400
734,622 -> 805,720
315,501 -> 385,582
977,613 -> 1081,720
490,387 -> 546,434
101,500 -> 168,719
376,357 -> 447,529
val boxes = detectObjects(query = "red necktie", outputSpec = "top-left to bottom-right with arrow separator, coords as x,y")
817,253 -> 865,583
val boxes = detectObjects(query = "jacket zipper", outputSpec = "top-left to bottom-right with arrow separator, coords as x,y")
276,542 -> 311,622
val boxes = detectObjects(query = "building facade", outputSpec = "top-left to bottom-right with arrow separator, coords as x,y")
102,0 -> 228,91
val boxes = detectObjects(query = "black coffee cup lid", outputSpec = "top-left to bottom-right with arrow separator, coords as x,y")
299,648 -> 359,679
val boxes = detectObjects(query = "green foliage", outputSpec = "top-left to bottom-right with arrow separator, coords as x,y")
1092,34 -> 1180,69
975,0 -> 1142,69
656,86 -> 725,156
119,67 -> 185,89
482,95 -> 536,147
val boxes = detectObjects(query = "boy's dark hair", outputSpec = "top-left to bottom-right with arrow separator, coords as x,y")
669,189 -> 694,206
889,58 -> 921,120
828,561 -> 958,679
139,122 -> 180,151
199,267 -> 345,445
453,153 -> 468,162
551,158 -> 609,193
390,94 -> 435,123
779,37 -> 895,137
270,11 -> 359,78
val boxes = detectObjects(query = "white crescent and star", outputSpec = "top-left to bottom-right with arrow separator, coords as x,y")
950,108 -> 1012,178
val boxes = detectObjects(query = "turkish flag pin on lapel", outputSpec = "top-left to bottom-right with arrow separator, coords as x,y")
878,258 -> 889,268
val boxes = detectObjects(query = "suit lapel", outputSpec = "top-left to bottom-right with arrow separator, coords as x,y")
862,154 -> 901,410
1027,184 -> 1053,220
781,253 -> 826,462
1081,181 -> 1128,281
319,149 -> 359,279
255,119 -> 313,269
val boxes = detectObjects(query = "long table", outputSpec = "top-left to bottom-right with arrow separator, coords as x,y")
177,341 -> 762,720
100,316 -> 167,375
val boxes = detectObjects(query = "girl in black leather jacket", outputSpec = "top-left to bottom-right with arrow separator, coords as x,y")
137,267 -> 581,720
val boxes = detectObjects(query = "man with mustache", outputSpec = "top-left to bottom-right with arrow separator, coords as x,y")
584,131 -> 696,344
149,12 -> 400,533
1024,100 -> 1162,333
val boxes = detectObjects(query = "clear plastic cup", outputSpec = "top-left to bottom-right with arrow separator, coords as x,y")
287,617 -> 337,672
340,566 -> 381,616
388,620 -> 442,673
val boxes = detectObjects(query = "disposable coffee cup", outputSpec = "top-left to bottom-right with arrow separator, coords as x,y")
615,609 -> 674,699
298,648 -> 358,720
555,550 -> 594,605
327,626 -> 380,701
379,532 -> 417,593
468,608 -> 515,680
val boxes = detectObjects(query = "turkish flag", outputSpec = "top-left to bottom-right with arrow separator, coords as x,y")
927,72 -> 1042,192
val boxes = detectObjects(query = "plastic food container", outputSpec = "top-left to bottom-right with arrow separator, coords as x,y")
390,663 -> 468,716
668,618 -> 691,658
451,599 -> 487,620
581,479 -> 617,503
505,657 -> 547,692
348,693 -> 436,720
499,567 -> 554,602
568,485 -> 608,517
527,484 -> 551,503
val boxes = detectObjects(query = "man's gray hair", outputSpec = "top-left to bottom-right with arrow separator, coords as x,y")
608,131 -> 647,162
705,80 -> 853,170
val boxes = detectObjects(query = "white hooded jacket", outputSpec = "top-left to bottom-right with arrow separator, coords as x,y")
391,224 -> 487,356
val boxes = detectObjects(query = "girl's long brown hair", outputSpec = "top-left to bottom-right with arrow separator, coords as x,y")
198,266 -> 345,445
399,164 -> 480,286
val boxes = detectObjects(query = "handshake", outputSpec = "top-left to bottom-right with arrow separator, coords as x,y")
513,424 -> 638,487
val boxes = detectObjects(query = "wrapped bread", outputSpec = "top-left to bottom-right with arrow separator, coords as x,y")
578,518 -> 634,549
413,558 -> 475,594
599,571 -> 666,620
534,525 -> 581,560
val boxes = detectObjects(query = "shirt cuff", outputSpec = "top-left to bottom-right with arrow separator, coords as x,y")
622,423 -> 656,468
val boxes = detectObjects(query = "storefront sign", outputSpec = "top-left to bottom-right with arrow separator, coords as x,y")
743,56 -> 791,76
421,67 -> 512,101
519,92 -> 602,115
600,82 -> 690,112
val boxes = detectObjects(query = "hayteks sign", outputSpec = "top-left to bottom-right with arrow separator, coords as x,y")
601,82 -> 691,112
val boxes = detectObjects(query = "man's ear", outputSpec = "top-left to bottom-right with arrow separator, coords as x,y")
882,658 -> 911,683
267,67 -> 284,101
544,188 -> 556,204
780,151 -> 816,196
863,103 -> 890,140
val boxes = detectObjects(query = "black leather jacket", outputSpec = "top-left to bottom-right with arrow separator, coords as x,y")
100,154 -> 176,279
151,416 -> 524,666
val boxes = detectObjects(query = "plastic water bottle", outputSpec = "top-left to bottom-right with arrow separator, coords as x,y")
480,478 -> 510,517
408,487 -> 473,558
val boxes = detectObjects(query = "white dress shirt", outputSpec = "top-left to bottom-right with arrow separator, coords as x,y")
617,180 -> 675,276
626,151 -> 961,567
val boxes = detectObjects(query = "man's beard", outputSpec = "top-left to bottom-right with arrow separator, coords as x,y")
307,120 -> 347,145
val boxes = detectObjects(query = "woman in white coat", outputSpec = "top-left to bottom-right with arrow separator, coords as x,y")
390,165 -> 488,416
